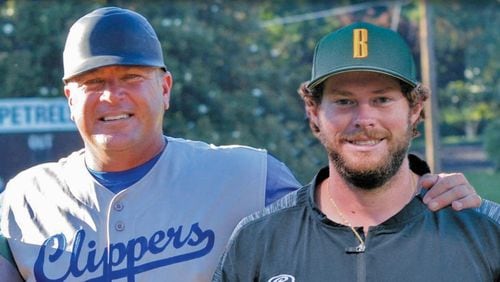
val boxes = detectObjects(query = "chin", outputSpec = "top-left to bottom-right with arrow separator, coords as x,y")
330,143 -> 409,189
344,151 -> 388,168
92,134 -> 135,150
346,162 -> 388,176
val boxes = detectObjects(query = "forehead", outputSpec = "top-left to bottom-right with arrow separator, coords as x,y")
324,71 -> 401,91
68,65 -> 158,81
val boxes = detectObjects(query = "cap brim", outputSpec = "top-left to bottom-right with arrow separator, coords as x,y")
307,67 -> 418,89
63,56 -> 166,81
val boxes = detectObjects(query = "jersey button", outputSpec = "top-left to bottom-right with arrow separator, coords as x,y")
114,202 -> 124,211
115,221 -> 125,231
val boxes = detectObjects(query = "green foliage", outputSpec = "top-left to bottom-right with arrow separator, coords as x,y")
464,171 -> 500,203
0,1 -> 497,182
440,80 -> 498,140
433,1 -> 500,138
484,119 -> 500,171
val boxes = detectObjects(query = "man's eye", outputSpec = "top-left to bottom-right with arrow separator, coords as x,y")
374,97 -> 391,104
123,74 -> 143,81
334,99 -> 353,105
83,78 -> 104,86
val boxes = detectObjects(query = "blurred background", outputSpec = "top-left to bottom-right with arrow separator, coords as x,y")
0,0 -> 498,202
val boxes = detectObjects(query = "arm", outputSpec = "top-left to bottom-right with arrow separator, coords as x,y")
0,257 -> 23,282
0,234 -> 23,282
265,154 -> 301,206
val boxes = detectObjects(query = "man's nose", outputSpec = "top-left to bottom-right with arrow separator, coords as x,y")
353,103 -> 376,129
100,80 -> 124,103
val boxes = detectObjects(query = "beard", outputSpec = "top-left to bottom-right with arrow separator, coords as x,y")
323,122 -> 413,190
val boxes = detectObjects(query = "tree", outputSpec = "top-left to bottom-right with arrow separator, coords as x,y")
432,1 -> 500,138
0,0 -> 497,183
484,119 -> 500,171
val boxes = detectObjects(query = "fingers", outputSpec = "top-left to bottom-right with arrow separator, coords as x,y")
420,173 -> 482,211
419,174 -> 440,191
419,173 -> 461,200
451,194 -> 482,211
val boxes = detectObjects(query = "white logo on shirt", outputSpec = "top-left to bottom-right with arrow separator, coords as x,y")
268,274 -> 295,282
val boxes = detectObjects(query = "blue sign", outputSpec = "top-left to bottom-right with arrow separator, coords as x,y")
0,98 -> 76,133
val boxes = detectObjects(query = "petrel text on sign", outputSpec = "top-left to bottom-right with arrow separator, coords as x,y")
0,98 -> 76,133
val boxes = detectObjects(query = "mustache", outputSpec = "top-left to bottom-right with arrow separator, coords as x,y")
341,128 -> 388,141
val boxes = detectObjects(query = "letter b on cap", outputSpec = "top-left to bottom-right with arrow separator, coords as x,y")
353,28 -> 368,58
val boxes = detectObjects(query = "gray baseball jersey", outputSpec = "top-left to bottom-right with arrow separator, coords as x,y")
1,137 -> 275,281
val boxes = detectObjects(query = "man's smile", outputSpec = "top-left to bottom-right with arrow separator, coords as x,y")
100,113 -> 133,122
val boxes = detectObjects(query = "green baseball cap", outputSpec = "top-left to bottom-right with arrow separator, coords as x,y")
307,22 -> 418,89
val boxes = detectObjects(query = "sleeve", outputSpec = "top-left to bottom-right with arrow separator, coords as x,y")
475,199 -> 500,224
211,257 -> 234,282
0,233 -> 23,282
0,233 -> 14,264
265,154 -> 301,206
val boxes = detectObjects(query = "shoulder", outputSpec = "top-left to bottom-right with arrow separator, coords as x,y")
230,185 -> 309,239
4,149 -> 83,190
438,204 -> 499,225
452,205 -> 499,225
167,136 -> 266,154
8,149 -> 83,178
165,136 -> 268,168
434,205 -> 500,241
438,207 -> 500,266
2,150 -> 85,216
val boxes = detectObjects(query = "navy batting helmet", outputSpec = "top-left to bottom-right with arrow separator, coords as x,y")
62,7 -> 166,81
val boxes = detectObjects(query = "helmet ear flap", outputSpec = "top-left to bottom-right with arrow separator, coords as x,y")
62,7 -> 166,82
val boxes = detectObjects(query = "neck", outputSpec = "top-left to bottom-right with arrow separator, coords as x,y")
317,158 -> 419,233
85,136 -> 166,172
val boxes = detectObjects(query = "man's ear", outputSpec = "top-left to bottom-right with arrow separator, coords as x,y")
63,85 -> 75,121
410,101 -> 424,124
64,85 -> 72,104
305,101 -> 321,136
162,71 -> 173,110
